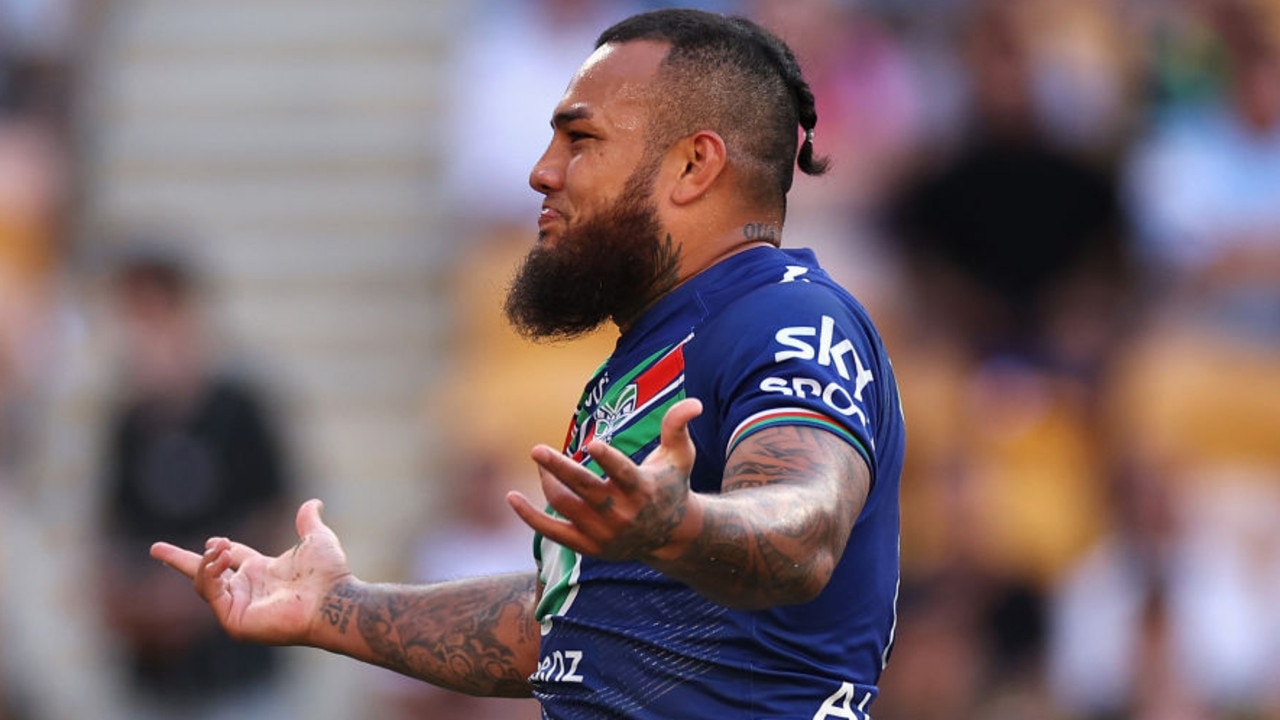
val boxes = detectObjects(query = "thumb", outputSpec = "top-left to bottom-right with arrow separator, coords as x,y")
657,397 -> 702,465
295,499 -> 329,538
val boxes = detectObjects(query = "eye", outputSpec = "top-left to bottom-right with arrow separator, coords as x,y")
567,130 -> 593,143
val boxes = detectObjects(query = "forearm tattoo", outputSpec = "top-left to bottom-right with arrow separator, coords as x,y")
320,583 -> 359,634
321,573 -> 539,697
672,425 -> 866,607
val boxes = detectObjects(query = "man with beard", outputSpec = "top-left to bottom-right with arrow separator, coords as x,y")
150,9 -> 905,719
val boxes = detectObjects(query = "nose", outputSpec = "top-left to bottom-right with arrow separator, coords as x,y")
529,145 -> 564,195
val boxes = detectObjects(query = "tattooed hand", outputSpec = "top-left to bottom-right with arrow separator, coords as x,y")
507,397 -> 704,564
150,499 -> 353,646
508,396 -> 870,610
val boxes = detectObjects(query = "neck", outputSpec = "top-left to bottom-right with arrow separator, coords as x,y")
613,222 -> 780,332
678,219 -> 782,281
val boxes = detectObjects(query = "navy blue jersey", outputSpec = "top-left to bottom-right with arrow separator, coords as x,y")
533,247 -> 905,719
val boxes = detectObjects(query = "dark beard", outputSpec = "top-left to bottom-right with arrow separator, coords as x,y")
504,169 -> 680,341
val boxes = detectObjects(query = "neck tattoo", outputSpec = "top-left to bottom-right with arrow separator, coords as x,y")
742,222 -> 781,246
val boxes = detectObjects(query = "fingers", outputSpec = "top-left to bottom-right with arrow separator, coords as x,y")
531,396 -> 703,500
153,498 -> 329,577
506,490 -> 597,554
531,445 -> 637,539
201,542 -> 235,581
506,490 -> 556,533
150,539 -> 238,605
587,397 -> 702,488
531,445 -> 610,501
536,459 -> 593,516
150,542 -> 202,579
529,437 -> 642,495
153,534 -> 264,582
190,541 -> 233,605
218,540 -> 261,570
518,398 -> 702,559
583,440 -> 640,491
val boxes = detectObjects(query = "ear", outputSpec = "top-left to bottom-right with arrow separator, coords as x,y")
668,131 -> 727,206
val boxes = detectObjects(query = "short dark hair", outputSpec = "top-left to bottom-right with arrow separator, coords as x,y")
108,243 -> 200,305
597,8 -> 829,210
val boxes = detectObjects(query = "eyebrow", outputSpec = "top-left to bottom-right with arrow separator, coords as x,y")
551,106 -> 593,129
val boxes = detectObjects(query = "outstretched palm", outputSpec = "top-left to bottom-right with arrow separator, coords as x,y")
150,499 -> 352,646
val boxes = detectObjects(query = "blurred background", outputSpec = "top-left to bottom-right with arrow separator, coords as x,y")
1,0 -> 1278,718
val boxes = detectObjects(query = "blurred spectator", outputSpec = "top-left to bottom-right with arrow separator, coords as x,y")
1049,454 -> 1280,719
94,244 -> 295,720
1024,0 -> 1141,154
0,117 -> 65,480
886,0 -> 1132,582
1047,460 -> 1189,719
882,2 -> 1142,716
1073,2 -> 1280,716
1136,0 -> 1233,112
1,6 -> 72,715
878,565 -> 1055,720
0,2 -> 79,717
1125,0 -> 1280,336
406,456 -> 535,589
0,0 -> 75,124
379,456 -> 540,720
889,0 -> 1133,376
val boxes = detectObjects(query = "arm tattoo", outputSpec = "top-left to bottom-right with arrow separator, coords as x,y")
320,583 -> 358,634
624,464 -> 692,561
665,425 -> 867,608
321,573 -> 539,697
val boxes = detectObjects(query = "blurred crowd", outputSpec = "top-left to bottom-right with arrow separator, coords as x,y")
2,0 -> 1280,718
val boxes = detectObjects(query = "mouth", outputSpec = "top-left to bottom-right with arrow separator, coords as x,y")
538,205 -> 564,230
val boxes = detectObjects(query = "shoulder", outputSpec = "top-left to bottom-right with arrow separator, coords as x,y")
698,271 -> 876,347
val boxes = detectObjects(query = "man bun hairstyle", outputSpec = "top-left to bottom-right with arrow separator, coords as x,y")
597,9 -> 830,210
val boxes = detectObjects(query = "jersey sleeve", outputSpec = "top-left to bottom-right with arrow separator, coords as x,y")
692,280 -> 884,480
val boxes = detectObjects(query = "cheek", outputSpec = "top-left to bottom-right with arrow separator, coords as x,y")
564,148 -> 631,201
564,156 -> 600,199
